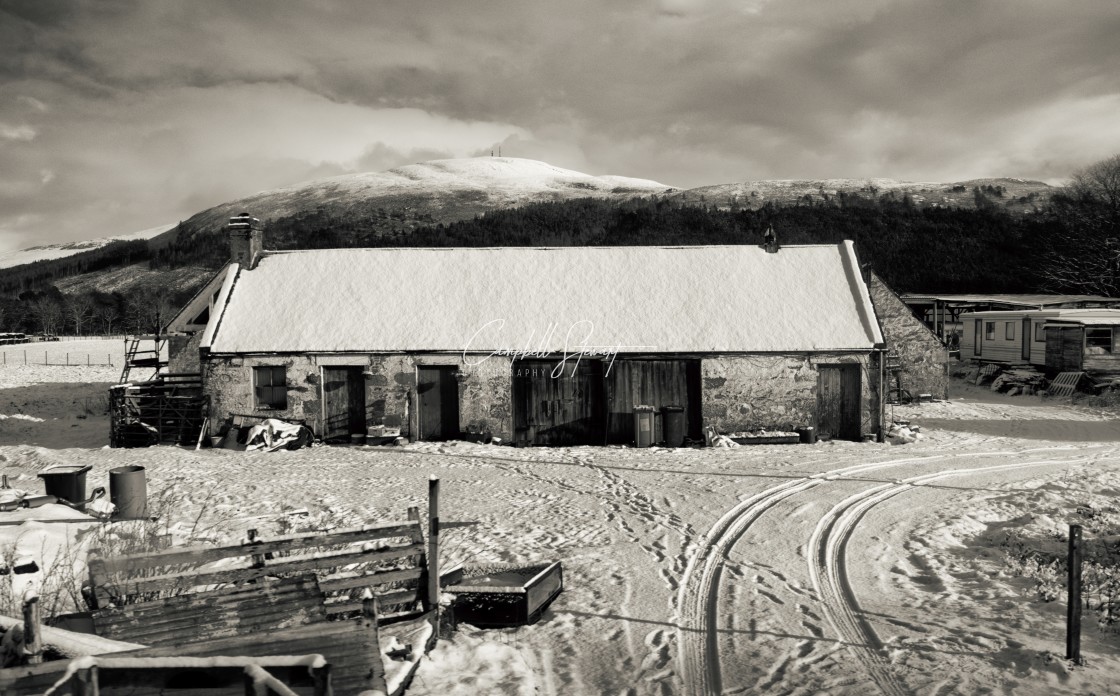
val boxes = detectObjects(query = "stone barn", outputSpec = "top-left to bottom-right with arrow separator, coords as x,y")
168,215 -> 888,445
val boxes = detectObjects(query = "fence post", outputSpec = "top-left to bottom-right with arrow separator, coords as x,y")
23,592 -> 41,664
1067,523 -> 1083,664
428,476 -> 440,612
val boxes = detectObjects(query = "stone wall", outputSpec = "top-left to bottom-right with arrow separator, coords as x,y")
700,352 -> 881,437
868,273 -> 949,399
203,350 -> 883,442
167,332 -> 203,374
202,352 -> 514,440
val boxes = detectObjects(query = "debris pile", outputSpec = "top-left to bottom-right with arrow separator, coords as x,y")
965,364 -> 1049,396
990,368 -> 1048,396
886,422 -> 924,445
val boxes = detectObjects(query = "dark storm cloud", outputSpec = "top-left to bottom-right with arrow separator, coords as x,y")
1,0 -> 1119,252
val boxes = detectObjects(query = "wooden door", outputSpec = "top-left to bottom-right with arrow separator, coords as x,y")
605,359 -> 701,444
513,360 -> 604,446
817,364 -> 861,441
418,366 -> 459,441
1022,317 -> 1032,361
974,319 -> 982,356
323,367 -> 366,441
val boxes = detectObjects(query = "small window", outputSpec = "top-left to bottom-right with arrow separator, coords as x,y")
1005,322 -> 1015,340
1034,322 -> 1045,342
1086,329 -> 1113,355
985,322 -> 996,340
254,366 -> 288,409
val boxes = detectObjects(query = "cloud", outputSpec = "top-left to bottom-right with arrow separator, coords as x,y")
0,122 -> 36,141
0,0 -> 1119,249
17,95 -> 47,111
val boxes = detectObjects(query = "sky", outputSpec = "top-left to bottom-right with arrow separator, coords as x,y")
1,0 -> 1120,254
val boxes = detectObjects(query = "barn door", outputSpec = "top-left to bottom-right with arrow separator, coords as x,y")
817,364 -> 861,441
605,359 -> 701,444
1021,318 -> 1032,361
323,367 -> 366,441
418,366 -> 459,441
512,360 -> 604,446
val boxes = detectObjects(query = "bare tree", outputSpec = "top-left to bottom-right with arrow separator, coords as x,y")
29,298 -> 64,335
1040,154 -> 1120,296
96,305 -> 120,335
66,294 -> 96,336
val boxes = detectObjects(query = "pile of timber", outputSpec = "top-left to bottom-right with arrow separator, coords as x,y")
990,367 -> 1048,396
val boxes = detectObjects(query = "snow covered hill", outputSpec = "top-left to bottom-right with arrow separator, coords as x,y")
0,223 -> 174,271
171,157 -> 673,241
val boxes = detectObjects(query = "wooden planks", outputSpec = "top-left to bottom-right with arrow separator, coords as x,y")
1048,372 -> 1085,397
92,575 -> 329,647
127,618 -> 386,695
91,520 -> 422,574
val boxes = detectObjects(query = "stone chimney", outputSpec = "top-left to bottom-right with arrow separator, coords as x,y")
228,213 -> 263,269
761,224 -> 779,253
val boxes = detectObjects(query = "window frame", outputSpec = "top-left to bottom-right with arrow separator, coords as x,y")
1005,321 -> 1015,340
1086,328 -> 1113,355
253,365 -> 288,410
984,321 -> 996,340
1034,322 -> 1045,342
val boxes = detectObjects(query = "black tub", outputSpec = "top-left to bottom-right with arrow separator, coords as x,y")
446,561 -> 563,627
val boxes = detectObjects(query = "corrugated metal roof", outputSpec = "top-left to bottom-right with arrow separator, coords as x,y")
901,293 -> 1120,307
208,242 -> 883,354
963,308 -> 1120,323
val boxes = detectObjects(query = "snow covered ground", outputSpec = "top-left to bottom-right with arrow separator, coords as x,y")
1,342 -> 1118,695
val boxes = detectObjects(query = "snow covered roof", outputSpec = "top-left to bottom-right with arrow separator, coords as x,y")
1039,309 -> 1120,327
206,242 -> 884,354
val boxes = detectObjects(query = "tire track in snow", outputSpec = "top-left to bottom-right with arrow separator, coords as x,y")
806,454 -> 1098,696
674,446 -> 1093,696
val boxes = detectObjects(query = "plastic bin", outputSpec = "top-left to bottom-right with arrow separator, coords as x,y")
38,465 -> 92,510
633,405 -> 655,448
661,405 -> 686,447
796,426 -> 817,444
109,465 -> 147,520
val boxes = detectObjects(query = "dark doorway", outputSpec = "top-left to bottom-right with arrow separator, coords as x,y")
974,319 -> 983,357
512,360 -> 605,446
418,366 -> 460,441
817,364 -> 861,441
605,359 -> 702,444
323,367 -> 366,442
1022,317 -> 1032,361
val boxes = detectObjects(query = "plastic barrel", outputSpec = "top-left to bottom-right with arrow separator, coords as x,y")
633,405 -> 655,448
37,465 -> 92,510
796,426 -> 817,444
661,405 -> 686,447
109,465 -> 148,520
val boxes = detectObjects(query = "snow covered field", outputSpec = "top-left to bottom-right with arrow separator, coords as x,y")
1,341 -> 1119,695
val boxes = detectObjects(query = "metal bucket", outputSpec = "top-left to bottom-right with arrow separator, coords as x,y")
109,465 -> 147,520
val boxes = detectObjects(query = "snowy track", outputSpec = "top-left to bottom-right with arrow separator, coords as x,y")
806,456 -> 1093,696
676,447 -> 1098,696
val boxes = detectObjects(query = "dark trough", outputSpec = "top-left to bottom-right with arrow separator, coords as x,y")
446,561 -> 563,627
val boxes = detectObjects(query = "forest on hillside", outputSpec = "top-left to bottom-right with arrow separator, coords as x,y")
152,191 -> 1060,292
2,158 -> 1117,337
